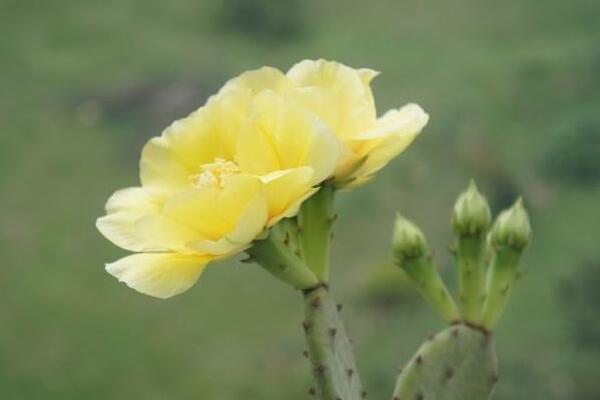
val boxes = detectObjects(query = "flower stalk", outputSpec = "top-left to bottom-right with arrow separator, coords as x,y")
246,224 -> 319,290
298,184 -> 336,282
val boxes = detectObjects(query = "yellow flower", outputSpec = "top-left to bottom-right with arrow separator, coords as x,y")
97,74 -> 342,298
222,59 -> 429,187
97,59 -> 426,298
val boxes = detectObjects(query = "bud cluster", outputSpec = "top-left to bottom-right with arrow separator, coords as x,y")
391,179 -> 532,331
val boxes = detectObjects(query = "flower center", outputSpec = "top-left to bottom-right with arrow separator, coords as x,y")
191,158 -> 240,189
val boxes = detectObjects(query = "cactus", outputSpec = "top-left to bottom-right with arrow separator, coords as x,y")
390,181 -> 531,400
249,180 -> 531,400
392,324 -> 498,400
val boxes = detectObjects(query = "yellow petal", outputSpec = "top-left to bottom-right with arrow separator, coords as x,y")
260,167 -> 316,225
134,214 -> 200,253
147,175 -> 267,256
347,103 -> 429,179
139,136 -> 191,194
96,187 -> 163,252
219,66 -> 292,96
106,253 -> 212,299
140,94 -> 247,195
287,59 -> 377,138
358,68 -> 380,85
187,191 -> 268,255
161,103 -> 238,171
237,91 -> 342,184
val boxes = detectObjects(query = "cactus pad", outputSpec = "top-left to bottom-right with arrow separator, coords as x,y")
392,324 -> 498,400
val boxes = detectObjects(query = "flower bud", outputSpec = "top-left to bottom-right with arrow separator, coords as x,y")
490,198 -> 532,251
393,214 -> 428,262
452,180 -> 492,236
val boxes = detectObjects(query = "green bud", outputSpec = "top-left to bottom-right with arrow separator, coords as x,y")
392,214 -> 460,323
452,180 -> 492,236
490,198 -> 532,251
393,214 -> 428,262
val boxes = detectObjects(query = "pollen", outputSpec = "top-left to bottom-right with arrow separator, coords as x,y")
191,158 -> 240,189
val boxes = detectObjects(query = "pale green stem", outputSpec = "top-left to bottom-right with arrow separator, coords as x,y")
456,234 -> 487,324
298,185 -> 336,282
481,247 -> 522,329
247,226 -> 318,290
402,256 -> 461,324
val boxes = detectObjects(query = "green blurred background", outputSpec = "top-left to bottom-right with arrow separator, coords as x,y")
1,0 -> 599,398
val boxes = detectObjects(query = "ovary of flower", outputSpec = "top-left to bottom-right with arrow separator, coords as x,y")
191,158 -> 240,189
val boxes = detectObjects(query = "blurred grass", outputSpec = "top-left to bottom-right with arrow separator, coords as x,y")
1,0 -> 599,398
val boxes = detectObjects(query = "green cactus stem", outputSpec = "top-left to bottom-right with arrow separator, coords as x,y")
392,214 -> 461,323
303,285 -> 365,400
480,247 -> 522,330
455,235 -> 488,324
298,184 -> 336,282
401,255 -> 462,324
247,223 -> 319,290
392,324 -> 498,400
481,199 -> 531,329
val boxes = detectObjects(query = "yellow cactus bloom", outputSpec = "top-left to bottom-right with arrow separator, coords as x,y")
97,73 -> 342,298
97,59 -> 426,298
221,59 -> 429,187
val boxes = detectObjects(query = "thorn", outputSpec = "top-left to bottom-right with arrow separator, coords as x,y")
308,387 -> 316,396
415,355 -> 423,365
426,332 -> 436,341
347,368 -> 354,378
302,321 -> 311,332
303,350 -> 309,358
311,296 -> 322,309
329,328 -> 338,337
361,390 -> 368,398
278,264 -> 289,272
490,373 -> 500,384
416,392 -> 424,400
283,232 -> 290,245
315,365 -> 326,376
336,303 -> 343,313
444,366 -> 454,382
500,285 -> 510,295
451,328 -> 459,338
